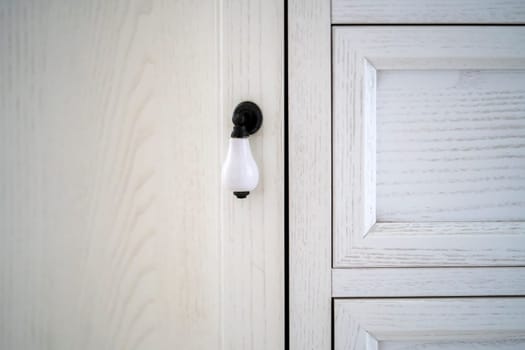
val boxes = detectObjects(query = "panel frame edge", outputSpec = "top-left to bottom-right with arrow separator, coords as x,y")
288,0 -> 332,348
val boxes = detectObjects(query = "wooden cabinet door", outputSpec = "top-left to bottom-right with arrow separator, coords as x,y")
290,1 -> 525,349
333,26 -> 525,268
0,1 -> 284,349
335,298 -> 525,350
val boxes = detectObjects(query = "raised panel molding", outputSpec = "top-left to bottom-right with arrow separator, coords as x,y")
335,298 -> 525,350
333,27 -> 525,267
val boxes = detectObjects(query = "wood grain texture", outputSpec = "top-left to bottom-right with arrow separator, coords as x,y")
335,298 -> 525,350
288,0 -> 332,349
377,70 -> 525,222
332,267 -> 525,297
0,1 -> 284,349
381,340 -> 525,350
333,26 -> 525,267
332,0 -> 525,24
220,0 -> 284,349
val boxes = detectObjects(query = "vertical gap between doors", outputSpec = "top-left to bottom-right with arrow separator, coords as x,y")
330,8 -> 335,350
284,0 -> 290,349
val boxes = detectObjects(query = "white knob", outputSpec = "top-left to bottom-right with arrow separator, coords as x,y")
222,101 -> 263,199
222,138 -> 259,198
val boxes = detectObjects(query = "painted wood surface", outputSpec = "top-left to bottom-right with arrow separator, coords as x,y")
381,340 -> 525,350
333,26 -> 525,267
333,267 -> 525,297
332,0 -> 525,24
0,1 -> 283,349
335,298 -> 525,350
289,0 -> 332,349
220,0 -> 284,349
377,69 -> 525,222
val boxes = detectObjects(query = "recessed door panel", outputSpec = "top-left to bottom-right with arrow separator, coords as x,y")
377,69 -> 525,222
333,27 -> 525,267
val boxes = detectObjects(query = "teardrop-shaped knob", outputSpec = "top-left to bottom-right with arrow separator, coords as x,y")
221,101 -> 263,199
222,138 -> 259,198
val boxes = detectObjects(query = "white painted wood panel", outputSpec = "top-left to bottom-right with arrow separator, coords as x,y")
0,1 -> 283,349
332,0 -> 525,24
0,3 -> 222,348
220,1 -> 284,349
335,298 -> 525,350
289,0 -> 332,349
377,69 -> 525,222
333,26 -> 525,267
332,267 -> 525,297
380,339 -> 525,350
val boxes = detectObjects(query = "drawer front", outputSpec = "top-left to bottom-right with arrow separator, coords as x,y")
333,26 -> 525,267
335,298 -> 525,350
332,0 -> 525,24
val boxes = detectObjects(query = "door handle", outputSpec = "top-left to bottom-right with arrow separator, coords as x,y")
221,101 -> 263,198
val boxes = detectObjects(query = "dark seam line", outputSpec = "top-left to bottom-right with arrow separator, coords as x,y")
332,295 -> 525,300
329,2 -> 336,348
284,0 -> 290,349
331,23 -> 525,26
333,265 -> 525,270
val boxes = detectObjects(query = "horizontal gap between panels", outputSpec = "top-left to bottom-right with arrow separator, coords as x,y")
332,295 -> 525,300
331,23 -> 525,26
332,265 -> 525,269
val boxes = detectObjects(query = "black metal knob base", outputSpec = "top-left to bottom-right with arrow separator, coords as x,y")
234,191 -> 250,199
231,101 -> 263,138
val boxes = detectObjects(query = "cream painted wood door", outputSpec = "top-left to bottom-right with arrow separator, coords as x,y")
0,1 -> 284,349
333,26 -> 525,268
290,1 -> 525,350
331,25 -> 525,350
